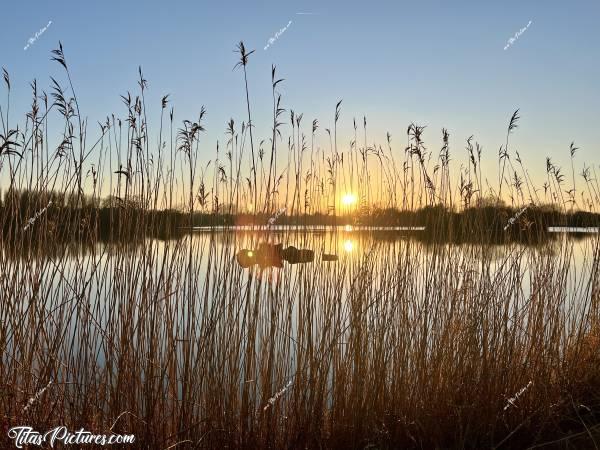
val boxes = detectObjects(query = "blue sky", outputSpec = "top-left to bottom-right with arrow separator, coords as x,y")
1,0 -> 599,190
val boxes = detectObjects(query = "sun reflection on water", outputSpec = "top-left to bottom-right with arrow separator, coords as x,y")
343,239 -> 354,253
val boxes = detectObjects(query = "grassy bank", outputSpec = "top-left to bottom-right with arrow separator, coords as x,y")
3,188 -> 599,245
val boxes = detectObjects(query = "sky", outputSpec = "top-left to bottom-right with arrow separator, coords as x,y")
1,0 -> 599,203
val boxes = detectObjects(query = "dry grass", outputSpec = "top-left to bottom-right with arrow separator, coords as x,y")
1,43 -> 600,449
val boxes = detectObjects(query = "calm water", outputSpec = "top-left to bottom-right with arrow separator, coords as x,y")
4,226 -> 599,400
6,227 -> 599,295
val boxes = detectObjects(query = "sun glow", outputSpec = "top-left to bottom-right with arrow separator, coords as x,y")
343,240 -> 354,253
341,193 -> 357,207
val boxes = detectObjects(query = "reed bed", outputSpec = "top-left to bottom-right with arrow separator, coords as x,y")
1,43 -> 600,449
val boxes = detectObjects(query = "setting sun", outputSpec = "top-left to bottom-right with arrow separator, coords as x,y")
341,193 -> 357,207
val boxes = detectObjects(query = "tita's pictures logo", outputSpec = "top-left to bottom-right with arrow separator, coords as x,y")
504,20 -> 533,50
24,21 -> 52,50
7,426 -> 135,448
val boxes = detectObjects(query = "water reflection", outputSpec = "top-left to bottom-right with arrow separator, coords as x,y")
236,243 -> 315,268
343,239 -> 355,253
1,226 -> 597,263
234,236 -> 359,268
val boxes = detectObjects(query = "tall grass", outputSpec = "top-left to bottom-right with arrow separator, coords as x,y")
1,43 -> 600,449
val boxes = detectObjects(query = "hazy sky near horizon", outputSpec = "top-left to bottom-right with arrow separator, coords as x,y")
1,0 -> 599,194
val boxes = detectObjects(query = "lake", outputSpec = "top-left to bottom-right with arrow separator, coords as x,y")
3,227 -> 599,448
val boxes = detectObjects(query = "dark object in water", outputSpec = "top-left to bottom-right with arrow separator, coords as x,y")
322,253 -> 338,262
236,243 -> 314,269
281,246 -> 314,264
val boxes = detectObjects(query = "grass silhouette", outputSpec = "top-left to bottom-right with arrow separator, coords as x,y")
1,42 -> 600,449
